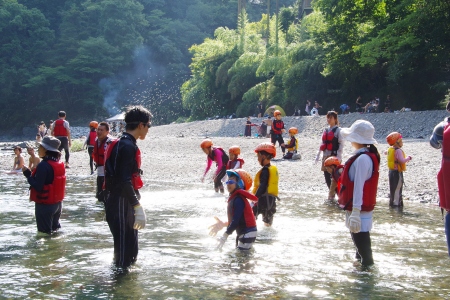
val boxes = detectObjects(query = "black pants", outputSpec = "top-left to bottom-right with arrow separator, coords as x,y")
105,193 -> 138,268
214,167 -> 226,191
88,146 -> 94,172
388,170 -> 404,207
253,195 -> 277,225
96,176 -> 106,203
271,134 -> 285,154
35,202 -> 62,234
324,171 -> 332,189
56,136 -> 70,163
350,231 -> 374,266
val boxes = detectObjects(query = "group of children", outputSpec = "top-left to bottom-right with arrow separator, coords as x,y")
200,139 -> 280,250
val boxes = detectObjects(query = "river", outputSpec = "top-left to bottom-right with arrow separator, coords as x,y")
0,173 -> 449,299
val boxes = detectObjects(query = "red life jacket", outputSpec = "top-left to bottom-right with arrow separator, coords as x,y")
227,189 -> 258,229
30,160 -> 66,204
226,158 -> 245,170
88,131 -> 96,147
53,119 -> 68,137
438,124 -> 450,210
338,151 -> 379,212
320,127 -> 339,154
104,136 -> 143,190
93,137 -> 112,166
272,120 -> 284,134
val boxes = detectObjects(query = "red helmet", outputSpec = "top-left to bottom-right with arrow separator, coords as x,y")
200,139 -> 213,149
89,121 -> 99,129
289,127 -> 298,134
324,156 -> 340,167
274,110 -> 282,117
254,142 -> 276,157
229,145 -> 240,156
386,132 -> 402,146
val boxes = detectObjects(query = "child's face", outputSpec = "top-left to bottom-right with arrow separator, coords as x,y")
14,149 -> 20,155
27,148 -> 34,155
226,176 -> 238,193
276,115 -> 281,120
202,148 -> 210,155
229,153 -> 236,160
396,139 -> 403,147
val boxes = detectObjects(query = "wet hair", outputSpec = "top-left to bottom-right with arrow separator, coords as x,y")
14,146 -> 22,153
98,121 -> 110,131
58,111 -> 66,117
124,106 -> 153,131
326,111 -> 339,126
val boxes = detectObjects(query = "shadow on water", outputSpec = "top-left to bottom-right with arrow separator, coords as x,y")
0,173 -> 450,298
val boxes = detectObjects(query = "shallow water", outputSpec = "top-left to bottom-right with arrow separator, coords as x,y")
1,174 -> 450,299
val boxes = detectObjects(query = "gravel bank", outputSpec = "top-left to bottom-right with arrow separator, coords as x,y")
1,110 -> 448,206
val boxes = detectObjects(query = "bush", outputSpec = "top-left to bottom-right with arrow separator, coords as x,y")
70,139 -> 85,152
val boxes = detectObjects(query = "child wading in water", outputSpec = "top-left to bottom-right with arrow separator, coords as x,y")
338,120 -> 380,268
200,139 -> 229,193
323,156 -> 343,201
283,127 -> 300,159
385,132 -> 412,207
271,110 -> 286,158
227,146 -> 244,170
208,169 -> 258,251
252,142 -> 279,226
10,146 -> 25,174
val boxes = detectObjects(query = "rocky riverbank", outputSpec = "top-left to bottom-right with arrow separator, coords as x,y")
1,110 -> 448,205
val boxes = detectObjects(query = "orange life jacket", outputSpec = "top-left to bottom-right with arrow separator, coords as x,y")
30,160 -> 66,204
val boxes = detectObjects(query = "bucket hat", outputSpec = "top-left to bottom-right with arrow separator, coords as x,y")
39,136 -> 61,152
340,120 -> 377,145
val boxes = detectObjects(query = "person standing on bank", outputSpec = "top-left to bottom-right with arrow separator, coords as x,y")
92,122 -> 113,203
51,111 -> 72,169
21,136 -> 66,235
103,106 -> 151,269
338,120 -> 380,268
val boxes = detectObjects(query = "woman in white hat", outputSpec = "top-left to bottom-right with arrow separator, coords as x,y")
337,120 -> 380,267
21,136 -> 66,235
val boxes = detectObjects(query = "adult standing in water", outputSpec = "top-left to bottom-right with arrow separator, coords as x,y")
315,111 -> 344,201
338,120 -> 380,267
430,101 -> 450,255
92,121 -> 113,203
51,111 -> 72,169
21,136 -> 66,235
84,121 -> 98,175
104,106 -> 151,269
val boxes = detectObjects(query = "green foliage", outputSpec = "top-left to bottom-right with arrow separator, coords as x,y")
70,139 -> 85,152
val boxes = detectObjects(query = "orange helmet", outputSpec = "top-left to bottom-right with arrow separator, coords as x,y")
324,156 -> 340,167
90,121 -> 99,129
289,127 -> 298,134
226,169 -> 253,191
254,142 -> 276,157
229,145 -> 240,156
273,110 -> 282,117
200,139 -> 213,149
386,132 -> 402,146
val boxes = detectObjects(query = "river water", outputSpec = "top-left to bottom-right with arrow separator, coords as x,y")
1,173 -> 450,299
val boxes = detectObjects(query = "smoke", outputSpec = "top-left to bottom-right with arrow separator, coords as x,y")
100,45 -> 167,117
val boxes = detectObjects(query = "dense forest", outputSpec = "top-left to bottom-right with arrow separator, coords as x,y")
1,0 -> 449,129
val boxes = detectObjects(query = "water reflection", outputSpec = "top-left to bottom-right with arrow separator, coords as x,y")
0,173 -> 449,298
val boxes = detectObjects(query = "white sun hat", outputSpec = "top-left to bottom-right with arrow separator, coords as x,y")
340,120 -> 378,145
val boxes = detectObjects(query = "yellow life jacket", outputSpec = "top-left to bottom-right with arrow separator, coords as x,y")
286,137 -> 298,152
252,165 -> 279,197
387,147 -> 406,172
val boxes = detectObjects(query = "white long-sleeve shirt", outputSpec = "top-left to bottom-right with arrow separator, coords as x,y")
345,147 -> 374,232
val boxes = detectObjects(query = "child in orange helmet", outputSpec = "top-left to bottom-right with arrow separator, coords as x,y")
200,139 -> 230,193
283,127 -> 299,159
271,110 -> 286,158
252,142 -> 279,226
323,156 -> 343,201
227,145 -> 245,170
385,132 -> 412,207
